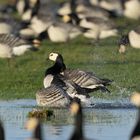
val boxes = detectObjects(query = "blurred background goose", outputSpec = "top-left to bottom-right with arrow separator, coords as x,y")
16,0 -> 40,22
130,92 -> 140,140
58,1 -> 119,40
19,15 -> 50,41
25,117 -> 43,140
128,27 -> 140,49
0,14 -> 30,35
79,16 -> 118,40
48,52 -> 112,93
119,26 -> 140,52
47,22 -> 83,43
0,120 -> 5,140
123,0 -> 140,20
0,34 -> 39,60
57,0 -> 110,21
90,0 -> 124,17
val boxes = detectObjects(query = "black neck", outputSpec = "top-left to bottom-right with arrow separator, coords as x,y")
45,56 -> 66,76
31,0 -> 40,17
45,61 -> 66,76
71,105 -> 83,140
34,123 -> 42,140
0,122 -> 5,140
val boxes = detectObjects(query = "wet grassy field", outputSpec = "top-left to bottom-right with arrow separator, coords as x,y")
0,5 -> 140,100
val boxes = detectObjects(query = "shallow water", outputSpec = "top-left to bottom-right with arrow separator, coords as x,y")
0,99 -> 138,140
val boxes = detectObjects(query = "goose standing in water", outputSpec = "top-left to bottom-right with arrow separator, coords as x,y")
36,57 -> 91,107
38,52 -> 112,107
25,117 -> 43,140
48,52 -> 112,93
130,92 -> 140,140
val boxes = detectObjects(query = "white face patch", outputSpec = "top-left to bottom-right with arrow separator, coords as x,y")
49,53 -> 58,61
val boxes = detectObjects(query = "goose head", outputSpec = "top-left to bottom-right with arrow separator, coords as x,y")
49,52 -> 64,63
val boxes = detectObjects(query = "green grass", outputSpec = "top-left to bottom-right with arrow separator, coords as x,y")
0,16 -> 140,100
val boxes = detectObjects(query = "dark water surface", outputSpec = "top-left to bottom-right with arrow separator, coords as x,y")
0,99 -> 138,140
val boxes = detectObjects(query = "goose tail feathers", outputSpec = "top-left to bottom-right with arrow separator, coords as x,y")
101,78 -> 113,86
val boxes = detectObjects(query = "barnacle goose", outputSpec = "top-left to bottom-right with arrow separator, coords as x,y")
36,53 -> 111,107
60,11 -> 118,39
0,16 -> 30,36
123,0 -> 140,20
16,0 -> 40,22
79,17 -> 118,39
25,117 -> 43,140
130,92 -> 140,140
0,120 -> 5,140
90,0 -> 124,17
69,97 -> 85,140
119,26 -> 140,51
47,22 -> 83,43
36,61 -> 91,107
48,52 -> 112,93
0,34 -> 38,59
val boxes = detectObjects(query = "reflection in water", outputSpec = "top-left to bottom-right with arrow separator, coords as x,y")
0,99 -> 138,140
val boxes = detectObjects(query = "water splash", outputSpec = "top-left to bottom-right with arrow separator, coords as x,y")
111,81 -> 132,97
86,96 -> 135,109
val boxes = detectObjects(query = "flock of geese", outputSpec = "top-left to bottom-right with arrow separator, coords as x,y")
0,0 -> 140,60
1,92 -> 140,140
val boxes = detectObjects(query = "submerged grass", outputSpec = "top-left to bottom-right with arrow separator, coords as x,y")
28,108 -> 54,119
0,16 -> 140,100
